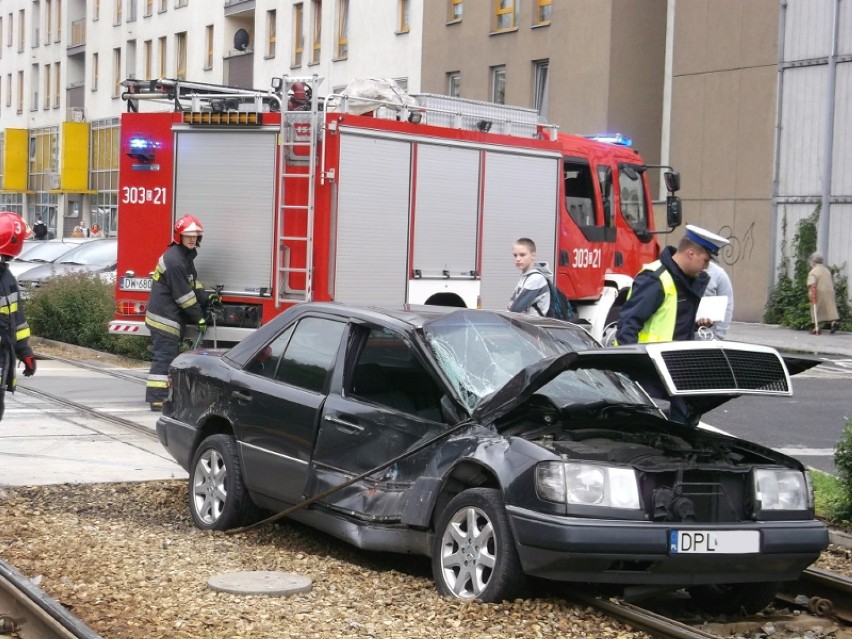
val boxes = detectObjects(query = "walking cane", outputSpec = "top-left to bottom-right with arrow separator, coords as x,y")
812,302 -> 820,336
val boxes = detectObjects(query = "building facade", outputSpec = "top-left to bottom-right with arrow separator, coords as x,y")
0,0 -> 422,239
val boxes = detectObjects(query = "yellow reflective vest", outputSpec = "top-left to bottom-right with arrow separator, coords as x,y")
628,261 -> 677,343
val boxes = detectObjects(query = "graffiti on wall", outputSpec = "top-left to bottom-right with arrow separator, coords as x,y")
715,223 -> 755,267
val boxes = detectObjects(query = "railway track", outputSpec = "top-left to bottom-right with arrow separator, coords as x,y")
7,351 -> 852,639
0,559 -> 102,639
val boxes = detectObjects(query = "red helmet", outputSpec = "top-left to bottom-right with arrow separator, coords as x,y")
173,214 -> 204,244
0,212 -> 30,258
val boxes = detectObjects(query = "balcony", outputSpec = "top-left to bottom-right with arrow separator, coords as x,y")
225,0 -> 255,17
67,19 -> 85,56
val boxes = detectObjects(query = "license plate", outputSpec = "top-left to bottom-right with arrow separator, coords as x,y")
120,277 -> 153,291
669,530 -> 760,554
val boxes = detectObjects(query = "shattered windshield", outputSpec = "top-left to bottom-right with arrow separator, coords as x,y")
423,310 -> 654,414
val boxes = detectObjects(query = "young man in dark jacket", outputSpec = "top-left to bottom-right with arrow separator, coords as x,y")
144,214 -> 216,410
0,212 -> 37,419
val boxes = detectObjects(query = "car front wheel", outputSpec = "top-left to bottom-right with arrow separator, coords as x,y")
188,434 -> 256,531
432,488 -> 526,602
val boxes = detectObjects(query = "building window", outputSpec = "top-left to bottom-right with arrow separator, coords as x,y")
90,118 -> 120,238
176,0 -> 188,8
535,0 -> 551,25
311,0 -> 322,64
491,65 -> 506,104
448,0 -> 463,22
175,32 -> 187,79
158,36 -> 166,76
204,25 -> 213,70
93,0 -> 100,21
144,39 -> 152,78
447,72 -> 460,97
266,10 -> 276,58
493,0 -> 518,31
0,17 -> 3,58
16,70 -> 23,111
17,10 -> 24,53
44,64 -> 51,110
533,59 -> 549,119
158,0 -> 167,13
56,0 -> 62,40
292,3 -> 304,67
144,0 -> 153,17
7,74 -> 12,108
54,62 -> 60,108
335,0 -> 347,59
45,0 -> 53,44
398,0 -> 410,33
112,47 -> 121,97
128,0 -> 137,22
91,52 -> 98,92
114,0 -> 122,26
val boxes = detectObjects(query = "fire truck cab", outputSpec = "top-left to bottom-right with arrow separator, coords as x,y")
110,76 -> 681,343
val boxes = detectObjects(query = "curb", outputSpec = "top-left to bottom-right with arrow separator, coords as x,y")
30,336 -> 148,368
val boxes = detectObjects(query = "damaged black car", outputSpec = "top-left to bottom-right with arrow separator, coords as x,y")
156,304 -> 828,614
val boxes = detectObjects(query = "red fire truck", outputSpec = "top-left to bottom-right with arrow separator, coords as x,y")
109,76 -> 681,343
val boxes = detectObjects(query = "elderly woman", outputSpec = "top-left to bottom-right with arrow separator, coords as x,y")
807,251 -> 839,334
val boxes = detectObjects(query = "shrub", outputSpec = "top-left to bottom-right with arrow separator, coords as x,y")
832,418 -> 852,522
25,273 -> 152,361
764,207 -> 851,330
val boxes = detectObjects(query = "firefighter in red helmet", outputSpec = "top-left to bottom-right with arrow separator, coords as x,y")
0,212 -> 37,420
288,81 -> 312,111
144,214 -> 217,410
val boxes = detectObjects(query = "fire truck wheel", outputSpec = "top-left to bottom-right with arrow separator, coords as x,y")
188,434 -> 259,531
432,488 -> 527,602
687,581 -> 782,615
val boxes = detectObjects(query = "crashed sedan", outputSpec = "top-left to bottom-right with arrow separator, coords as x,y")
156,303 -> 827,614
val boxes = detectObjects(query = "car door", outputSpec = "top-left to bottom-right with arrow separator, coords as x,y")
308,324 -> 448,521
230,315 -> 346,505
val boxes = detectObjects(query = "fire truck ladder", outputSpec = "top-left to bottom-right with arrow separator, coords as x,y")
276,75 -> 322,305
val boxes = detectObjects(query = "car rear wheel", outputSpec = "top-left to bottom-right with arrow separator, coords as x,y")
687,581 -> 782,615
432,488 -> 526,602
189,434 -> 256,531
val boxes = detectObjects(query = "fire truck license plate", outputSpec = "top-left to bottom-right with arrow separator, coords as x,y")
669,530 -> 759,554
120,277 -> 153,292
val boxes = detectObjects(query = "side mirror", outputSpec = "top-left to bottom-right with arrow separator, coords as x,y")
666,195 -> 682,228
664,171 -> 681,193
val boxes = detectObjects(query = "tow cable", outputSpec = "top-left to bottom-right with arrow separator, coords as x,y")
227,415 -> 477,535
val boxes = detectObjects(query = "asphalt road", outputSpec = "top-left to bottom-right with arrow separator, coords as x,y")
704,358 -> 852,474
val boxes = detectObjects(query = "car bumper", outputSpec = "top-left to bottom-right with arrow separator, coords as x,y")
507,505 -> 829,585
155,415 -> 198,472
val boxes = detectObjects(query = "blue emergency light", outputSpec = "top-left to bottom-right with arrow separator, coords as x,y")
585,133 -> 633,147
127,136 -> 156,162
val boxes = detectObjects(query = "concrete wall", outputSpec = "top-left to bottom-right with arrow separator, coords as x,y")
667,0 -> 780,322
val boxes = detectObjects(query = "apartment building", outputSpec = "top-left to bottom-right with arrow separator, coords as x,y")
0,0 -> 422,239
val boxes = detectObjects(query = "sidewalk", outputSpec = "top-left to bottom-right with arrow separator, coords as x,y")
725,322 -> 852,358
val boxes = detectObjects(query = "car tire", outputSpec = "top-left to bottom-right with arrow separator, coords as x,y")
687,581 -> 782,615
188,434 -> 257,531
432,487 -> 526,602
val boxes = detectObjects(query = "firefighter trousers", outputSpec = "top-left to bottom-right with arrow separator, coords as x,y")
146,328 -> 181,404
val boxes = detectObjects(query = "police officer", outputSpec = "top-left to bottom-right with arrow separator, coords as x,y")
616,224 -> 729,345
0,212 -> 37,420
144,214 -> 218,410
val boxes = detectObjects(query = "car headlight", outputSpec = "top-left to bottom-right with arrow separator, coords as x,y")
536,461 -> 641,509
753,468 -> 808,511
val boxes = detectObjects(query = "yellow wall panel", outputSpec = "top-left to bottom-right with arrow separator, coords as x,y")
60,122 -> 90,191
2,129 -> 28,191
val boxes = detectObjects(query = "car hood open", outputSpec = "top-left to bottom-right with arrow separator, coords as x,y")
472,341 -> 819,427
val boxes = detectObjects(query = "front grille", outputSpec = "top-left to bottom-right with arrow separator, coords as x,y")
658,347 -> 789,394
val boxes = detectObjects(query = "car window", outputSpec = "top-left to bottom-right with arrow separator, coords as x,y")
16,242 -> 79,262
245,325 -> 295,379
275,317 -> 345,392
57,240 -> 117,265
348,327 -> 444,421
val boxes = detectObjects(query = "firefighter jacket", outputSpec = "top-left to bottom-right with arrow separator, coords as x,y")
615,246 -> 710,345
0,262 -> 34,391
145,243 -> 210,338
